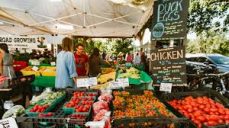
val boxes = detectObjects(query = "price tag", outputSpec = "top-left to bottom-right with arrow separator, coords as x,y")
51,62 -> 56,66
160,83 -> 172,93
77,78 -> 89,88
88,77 -> 97,86
117,78 -> 129,88
32,66 -> 39,71
109,81 -> 121,89
0,117 -> 18,128
85,121 -> 105,128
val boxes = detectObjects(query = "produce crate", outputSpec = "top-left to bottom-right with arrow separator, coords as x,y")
25,93 -> 66,117
63,96 -> 96,115
21,69 -> 41,76
17,89 -> 95,128
158,89 -> 229,128
111,89 -> 190,128
40,66 -> 56,76
63,104 -> 75,115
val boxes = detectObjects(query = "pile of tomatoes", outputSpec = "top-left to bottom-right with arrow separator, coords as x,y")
65,91 -> 96,113
169,96 -> 229,127
30,104 -> 49,113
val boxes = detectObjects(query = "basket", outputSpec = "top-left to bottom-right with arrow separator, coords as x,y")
111,89 -> 189,128
21,69 -> 41,76
158,89 -> 229,128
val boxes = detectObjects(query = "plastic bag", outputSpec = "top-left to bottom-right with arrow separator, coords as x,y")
2,105 -> 25,119
98,93 -> 113,103
93,101 -> 109,114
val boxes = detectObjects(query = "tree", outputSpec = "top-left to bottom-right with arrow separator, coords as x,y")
73,38 -> 106,54
188,0 -> 228,35
112,39 -> 133,55
186,31 -> 229,56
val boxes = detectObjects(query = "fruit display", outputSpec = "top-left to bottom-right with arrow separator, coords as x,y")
21,66 -> 41,76
118,67 -> 140,79
112,90 -> 174,119
64,91 -> 97,114
31,91 -> 66,106
21,66 -> 56,76
30,104 -> 49,113
90,83 -> 110,90
101,68 -> 115,74
93,101 -> 109,114
169,96 -> 229,127
97,72 -> 116,84
40,66 -> 56,76
26,90 -> 66,116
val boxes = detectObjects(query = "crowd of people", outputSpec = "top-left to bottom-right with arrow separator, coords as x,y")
55,37 -> 112,88
55,37 -> 149,89
0,37 -> 149,89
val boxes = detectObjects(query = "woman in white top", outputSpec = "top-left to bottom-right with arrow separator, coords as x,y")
134,53 -> 141,65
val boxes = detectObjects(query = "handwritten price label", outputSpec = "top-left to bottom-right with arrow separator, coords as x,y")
116,78 -> 129,88
77,78 -> 90,88
160,83 -> 172,93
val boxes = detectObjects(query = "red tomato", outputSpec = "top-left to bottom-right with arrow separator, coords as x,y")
207,121 -> 217,126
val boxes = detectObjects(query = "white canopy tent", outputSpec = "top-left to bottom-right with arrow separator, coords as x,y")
0,0 -> 154,37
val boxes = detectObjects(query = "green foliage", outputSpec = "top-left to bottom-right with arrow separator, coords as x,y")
112,39 -> 133,55
73,38 -> 105,54
186,31 -> 229,56
188,0 -> 229,35
73,38 -> 133,55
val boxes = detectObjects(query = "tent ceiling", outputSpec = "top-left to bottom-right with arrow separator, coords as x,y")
0,0 -> 153,37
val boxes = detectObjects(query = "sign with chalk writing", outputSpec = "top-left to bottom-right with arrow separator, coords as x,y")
150,47 -> 187,86
151,0 -> 189,40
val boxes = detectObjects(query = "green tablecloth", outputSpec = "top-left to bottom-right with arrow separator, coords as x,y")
32,76 -> 55,88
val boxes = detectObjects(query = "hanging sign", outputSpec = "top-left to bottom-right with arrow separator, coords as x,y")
151,0 -> 189,40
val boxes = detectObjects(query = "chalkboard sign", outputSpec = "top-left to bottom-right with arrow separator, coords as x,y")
150,47 -> 187,86
151,0 -> 189,40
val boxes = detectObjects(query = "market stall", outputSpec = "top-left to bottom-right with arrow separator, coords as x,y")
2,0 -> 227,128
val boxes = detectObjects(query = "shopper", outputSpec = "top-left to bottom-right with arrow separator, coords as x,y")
55,37 -> 77,89
88,48 -> 106,77
141,52 -> 147,71
102,51 -> 106,60
74,44 -> 89,76
133,53 -> 141,65
0,43 -> 16,79
126,52 -> 133,63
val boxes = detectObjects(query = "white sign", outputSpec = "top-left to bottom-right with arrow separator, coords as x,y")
0,117 -> 18,128
117,78 -> 129,88
77,78 -> 90,88
51,62 -> 56,66
32,66 -> 39,71
88,77 -> 97,86
160,83 -> 172,93
109,81 -> 121,89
